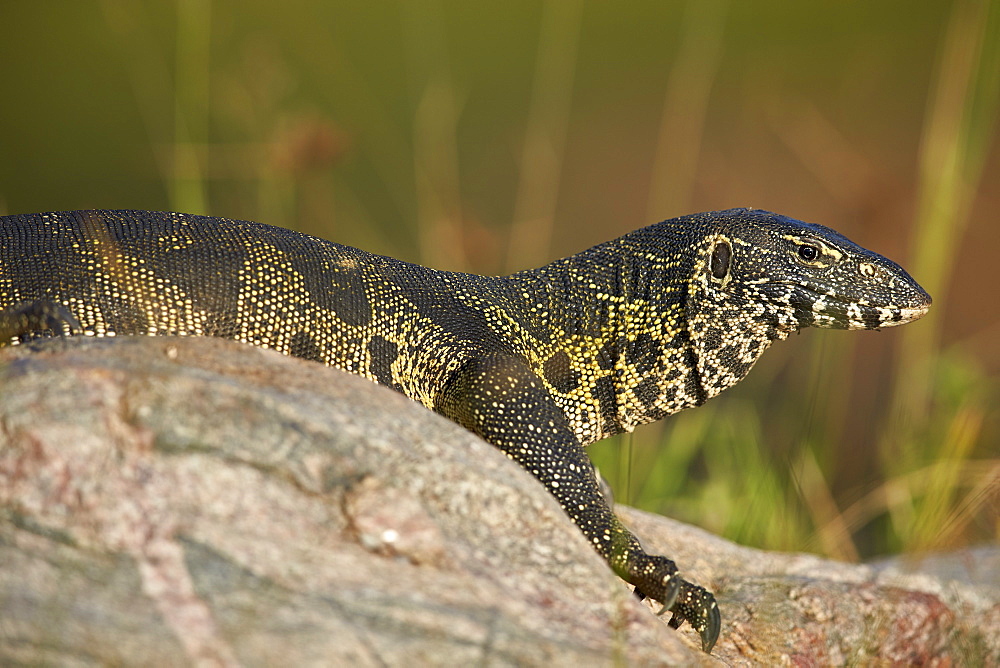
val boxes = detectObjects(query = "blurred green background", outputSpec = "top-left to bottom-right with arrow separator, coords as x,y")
1,0 -> 996,560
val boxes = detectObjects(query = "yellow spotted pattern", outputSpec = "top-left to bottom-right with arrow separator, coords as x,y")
0,208 -> 931,652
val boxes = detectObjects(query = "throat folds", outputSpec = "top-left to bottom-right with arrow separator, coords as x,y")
683,282 -> 792,409
512,241 -> 702,443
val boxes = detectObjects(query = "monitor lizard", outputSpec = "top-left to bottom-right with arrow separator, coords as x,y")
0,208 -> 932,652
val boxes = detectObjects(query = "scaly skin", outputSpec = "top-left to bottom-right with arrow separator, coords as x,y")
0,208 -> 931,652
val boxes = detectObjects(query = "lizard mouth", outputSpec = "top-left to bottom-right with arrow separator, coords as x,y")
839,298 -> 931,330
763,281 -> 932,331
888,300 -> 933,325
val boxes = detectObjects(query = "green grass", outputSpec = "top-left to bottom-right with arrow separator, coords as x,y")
3,1 -> 995,563
159,0 -> 1000,561
161,0 -> 1000,561
593,0 -> 1000,560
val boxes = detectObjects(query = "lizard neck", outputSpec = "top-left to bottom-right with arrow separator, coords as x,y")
611,225 -> 794,434
505,218 -> 790,442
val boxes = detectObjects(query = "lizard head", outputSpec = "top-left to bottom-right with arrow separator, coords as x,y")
601,208 -> 931,415
694,208 -> 932,333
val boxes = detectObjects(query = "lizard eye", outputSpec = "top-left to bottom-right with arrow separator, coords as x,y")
798,244 -> 820,262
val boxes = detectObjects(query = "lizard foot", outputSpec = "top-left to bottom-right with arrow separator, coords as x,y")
632,567 -> 681,612
628,551 -> 682,613
660,579 -> 721,653
0,300 -> 81,343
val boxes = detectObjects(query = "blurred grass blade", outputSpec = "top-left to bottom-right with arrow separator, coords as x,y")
908,406 -> 984,551
505,0 -> 582,272
404,1 -> 467,270
837,460 -> 998,545
889,0 -> 1000,434
794,446 -> 859,562
171,0 -> 211,214
645,0 -> 727,219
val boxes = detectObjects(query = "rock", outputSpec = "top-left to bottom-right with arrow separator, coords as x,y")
620,509 -> 998,665
0,336 -> 996,666
0,336 -> 695,666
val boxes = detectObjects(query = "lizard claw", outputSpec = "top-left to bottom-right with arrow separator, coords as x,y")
629,561 -> 718,652
665,580 -> 721,653
699,600 -> 721,653
656,573 -> 681,613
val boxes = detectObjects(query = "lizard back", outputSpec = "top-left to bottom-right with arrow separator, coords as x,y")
0,210 -> 524,411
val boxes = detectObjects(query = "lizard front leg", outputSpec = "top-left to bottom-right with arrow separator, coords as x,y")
435,353 -> 720,652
